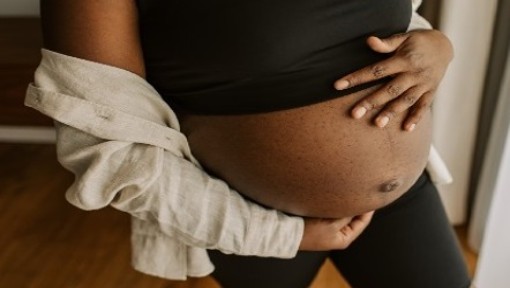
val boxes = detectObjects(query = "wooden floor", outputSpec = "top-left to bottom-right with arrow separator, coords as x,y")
0,143 -> 478,288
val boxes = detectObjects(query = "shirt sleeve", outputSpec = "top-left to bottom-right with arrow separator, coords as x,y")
408,0 -> 433,31
24,49 -> 304,258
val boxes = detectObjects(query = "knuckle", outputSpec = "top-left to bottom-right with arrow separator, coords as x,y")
403,93 -> 417,105
384,108 -> 397,118
387,84 -> 402,96
415,67 -> 427,76
361,100 -> 377,110
416,69 -> 433,82
405,52 -> 424,67
371,64 -> 386,78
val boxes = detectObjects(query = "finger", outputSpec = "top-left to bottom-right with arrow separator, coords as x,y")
347,211 -> 374,233
329,217 -> 354,230
334,56 -> 409,90
335,211 -> 374,249
367,33 -> 410,53
374,86 -> 425,128
351,75 -> 416,120
403,91 -> 435,131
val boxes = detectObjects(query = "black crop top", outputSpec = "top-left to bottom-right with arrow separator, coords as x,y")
136,0 -> 412,114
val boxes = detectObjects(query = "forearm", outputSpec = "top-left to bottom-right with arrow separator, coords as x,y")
25,49 -> 304,258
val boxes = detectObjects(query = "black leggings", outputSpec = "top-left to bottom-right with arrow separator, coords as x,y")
208,172 -> 471,288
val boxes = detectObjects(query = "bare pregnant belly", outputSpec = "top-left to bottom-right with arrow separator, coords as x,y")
178,86 -> 432,218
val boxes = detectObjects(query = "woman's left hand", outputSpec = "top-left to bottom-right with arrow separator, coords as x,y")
334,29 -> 454,131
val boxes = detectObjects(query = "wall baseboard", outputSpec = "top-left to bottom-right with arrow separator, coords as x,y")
0,126 -> 55,143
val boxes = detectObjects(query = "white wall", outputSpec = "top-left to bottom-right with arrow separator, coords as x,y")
473,118 -> 510,287
469,45 -> 510,287
434,0 -> 498,224
0,0 -> 39,16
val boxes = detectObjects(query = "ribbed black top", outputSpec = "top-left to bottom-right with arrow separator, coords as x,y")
136,0 -> 412,114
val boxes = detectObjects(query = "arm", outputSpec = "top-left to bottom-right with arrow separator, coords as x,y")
334,0 -> 453,131
37,0 -> 371,255
39,0 -> 301,257
40,0 -> 146,77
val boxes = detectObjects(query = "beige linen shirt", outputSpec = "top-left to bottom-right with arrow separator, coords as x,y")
25,1 -> 450,280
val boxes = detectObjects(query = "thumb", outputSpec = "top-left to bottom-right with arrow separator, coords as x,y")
367,33 -> 410,53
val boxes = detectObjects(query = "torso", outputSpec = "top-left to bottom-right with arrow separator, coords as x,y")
136,0 -> 412,113
178,86 -> 432,218
137,0 -> 430,218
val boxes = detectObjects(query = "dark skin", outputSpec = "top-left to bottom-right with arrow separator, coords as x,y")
336,31 -> 454,131
40,0 -> 146,76
40,0 -> 453,251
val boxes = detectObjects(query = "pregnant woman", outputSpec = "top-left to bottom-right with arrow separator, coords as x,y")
31,0 -> 470,287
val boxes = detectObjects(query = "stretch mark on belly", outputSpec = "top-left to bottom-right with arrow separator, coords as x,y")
379,179 -> 401,193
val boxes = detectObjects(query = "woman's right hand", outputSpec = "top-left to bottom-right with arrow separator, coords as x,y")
299,211 -> 374,251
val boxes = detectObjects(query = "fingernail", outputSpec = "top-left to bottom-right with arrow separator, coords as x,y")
406,123 -> 416,132
335,80 -> 350,90
377,116 -> 389,127
352,107 -> 367,119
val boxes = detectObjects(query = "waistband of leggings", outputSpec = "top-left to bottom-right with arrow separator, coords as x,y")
409,170 -> 430,193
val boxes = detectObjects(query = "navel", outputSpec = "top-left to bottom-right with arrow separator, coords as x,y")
379,179 -> 402,193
